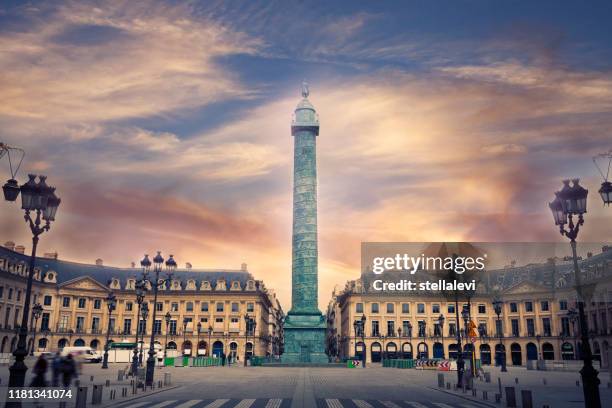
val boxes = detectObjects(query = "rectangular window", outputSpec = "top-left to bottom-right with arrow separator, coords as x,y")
61,297 -> 70,307
231,302 -> 239,313
434,323 -> 441,336
510,302 -> 518,313
17,290 -> 21,301
169,320 -> 177,335
156,302 -> 163,312
401,303 -> 409,314
186,302 -> 194,312
449,322 -> 456,336
418,321 -> 426,337
247,303 -> 254,312
371,320 -> 380,337
109,318 -> 115,332
417,303 -> 425,314
8,288 -> 13,300
154,320 -> 162,335
215,317 -> 224,323
123,319 -> 132,334
0,286 -> 3,298
201,302 -> 209,312
59,315 -> 69,331
526,318 -> 535,336
356,303 -> 364,313
511,319 -> 519,336
125,302 -> 133,311
139,319 -> 146,334
78,298 -> 86,309
76,316 -> 85,331
561,317 -> 570,336
387,320 -> 395,336
41,312 -> 50,331
432,304 -> 440,314
92,317 -> 100,331
540,301 -> 549,312
559,300 -> 568,311
43,295 -> 52,306
216,302 -> 224,312
371,303 -> 379,313
478,304 -> 486,314
478,322 -> 487,336
93,299 -> 101,309
495,320 -> 503,336
447,304 -> 455,314
231,317 -> 239,323
525,301 -> 533,312
402,321 -> 411,336
542,318 -> 551,336
171,303 -> 179,312
386,303 -> 394,313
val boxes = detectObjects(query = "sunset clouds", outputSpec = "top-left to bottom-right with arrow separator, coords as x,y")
1,1 -> 611,309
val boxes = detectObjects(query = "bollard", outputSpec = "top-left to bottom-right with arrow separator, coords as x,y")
514,377 -> 519,384
498,377 -> 502,395
90,376 -> 94,382
92,384 -> 103,405
542,378 -> 547,385
158,380 -> 162,388
495,393 -> 501,403
505,387 -> 517,408
75,387 -> 88,408
484,372 -> 491,383
471,388 -> 476,397
118,369 -> 124,381
164,372 -> 171,386
576,380 -> 580,387
446,382 -> 451,390
482,390 -> 488,400
105,379 -> 110,387
521,390 -> 533,408
437,373 -> 445,388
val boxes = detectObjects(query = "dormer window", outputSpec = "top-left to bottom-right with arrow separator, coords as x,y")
200,281 -> 211,291
216,279 -> 226,291
231,281 -> 241,291
110,279 -> 121,289
126,279 -> 135,290
246,280 -> 256,291
171,280 -> 181,290
186,279 -> 196,290
44,271 -> 57,283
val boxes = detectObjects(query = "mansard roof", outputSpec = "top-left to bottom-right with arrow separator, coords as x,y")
0,246 -> 257,291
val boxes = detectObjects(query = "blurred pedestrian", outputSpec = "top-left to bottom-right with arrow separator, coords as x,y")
61,354 -> 77,387
30,354 -> 48,387
51,352 -> 62,387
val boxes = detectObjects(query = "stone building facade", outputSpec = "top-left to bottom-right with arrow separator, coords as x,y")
327,246 -> 612,368
0,242 -> 284,361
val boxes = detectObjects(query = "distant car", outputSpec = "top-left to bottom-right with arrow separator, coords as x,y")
61,346 -> 103,363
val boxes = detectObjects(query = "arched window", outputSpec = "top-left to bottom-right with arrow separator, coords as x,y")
182,341 -> 192,356
526,343 -> 538,361
167,341 -> 177,350
38,338 -> 48,350
74,339 -> 85,347
371,342 -> 382,363
510,343 -> 522,366
433,342 -> 444,359
90,339 -> 100,350
448,343 -> 459,360
58,338 -> 68,349
417,342 -> 428,359
401,342 -> 412,359
386,342 -> 398,359
197,341 -> 207,356
561,342 -> 574,360
479,344 -> 491,365
592,341 -> 601,362
542,343 -> 555,360
355,341 -> 366,360
1,336 -> 8,353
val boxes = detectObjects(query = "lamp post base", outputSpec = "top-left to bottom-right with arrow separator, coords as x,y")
102,350 -> 109,369
580,362 -> 601,408
145,356 -> 156,386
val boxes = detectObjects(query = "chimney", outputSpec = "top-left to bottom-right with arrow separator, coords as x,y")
43,252 -> 58,260
4,241 -> 15,251
14,245 -> 25,254
241,262 -> 247,271
185,262 -> 192,269
95,258 -> 103,266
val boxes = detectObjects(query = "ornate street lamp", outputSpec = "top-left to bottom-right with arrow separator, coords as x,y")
208,325 -> 212,357
131,262 -> 148,377
593,150 -> 612,206
197,322 -> 202,356
492,298 -> 507,372
549,179 -> 601,408
164,311 -> 171,359
146,252 -> 175,386
7,174 -> 60,396
102,292 -> 117,368
438,314 -> 445,358
139,302 -> 149,365
182,317 -> 189,355
0,142 -> 25,202
244,313 -> 251,367
360,314 -> 366,367
29,303 -> 43,356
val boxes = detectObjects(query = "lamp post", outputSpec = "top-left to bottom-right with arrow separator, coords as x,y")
251,320 -> 257,360
131,266 -> 148,377
102,292 -> 117,369
29,303 -> 43,356
549,179 -> 601,408
380,335 -> 386,362
182,317 -> 189,356
197,322 -> 202,356
139,302 -> 149,366
360,314 -> 366,367
244,313 -> 251,367
438,314 -> 445,358
492,298 -> 507,372
567,308 -> 579,359
146,252 -> 175,387
164,311 -> 171,358
208,326 -> 212,357
7,174 -> 60,395
461,307 -> 473,382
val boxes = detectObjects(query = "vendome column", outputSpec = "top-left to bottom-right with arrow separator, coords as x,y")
282,82 -> 328,364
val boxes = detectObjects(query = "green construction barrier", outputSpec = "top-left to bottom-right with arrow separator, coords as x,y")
164,357 -> 174,366
381,359 -> 415,368
191,357 -> 221,367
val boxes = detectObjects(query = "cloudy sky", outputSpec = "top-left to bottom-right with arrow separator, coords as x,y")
1,0 -> 611,310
